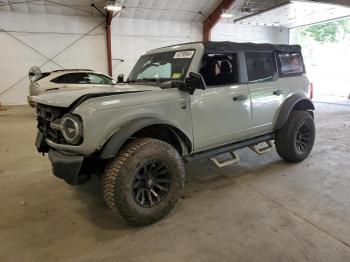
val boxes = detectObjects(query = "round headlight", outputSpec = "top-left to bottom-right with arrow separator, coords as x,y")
60,115 -> 82,144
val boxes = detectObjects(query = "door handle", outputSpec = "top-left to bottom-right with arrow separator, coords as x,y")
273,90 -> 284,96
233,95 -> 248,101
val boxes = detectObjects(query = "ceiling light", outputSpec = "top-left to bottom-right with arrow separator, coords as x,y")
105,0 -> 122,12
221,13 -> 234,18
221,9 -> 234,18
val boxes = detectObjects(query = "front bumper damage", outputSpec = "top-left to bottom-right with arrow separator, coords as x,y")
48,150 -> 88,185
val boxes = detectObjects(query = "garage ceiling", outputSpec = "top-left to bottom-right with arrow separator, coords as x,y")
232,1 -> 350,28
119,0 -> 221,22
0,0 -> 223,21
0,0 -> 349,26
0,0 -> 106,16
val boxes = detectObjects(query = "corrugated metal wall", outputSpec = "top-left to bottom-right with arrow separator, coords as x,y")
110,18 -> 203,78
0,12 -> 289,105
0,11 -> 107,105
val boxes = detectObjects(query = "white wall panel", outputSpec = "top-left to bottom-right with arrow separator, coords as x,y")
0,10 -> 288,105
211,23 -> 289,44
110,18 -> 202,78
0,11 -> 107,105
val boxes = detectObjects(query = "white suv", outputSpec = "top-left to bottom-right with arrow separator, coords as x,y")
34,41 -> 315,226
27,68 -> 116,107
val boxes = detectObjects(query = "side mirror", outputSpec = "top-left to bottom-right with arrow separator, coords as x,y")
117,74 -> 124,83
183,72 -> 206,95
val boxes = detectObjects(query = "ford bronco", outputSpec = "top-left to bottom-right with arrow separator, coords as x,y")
34,41 -> 315,226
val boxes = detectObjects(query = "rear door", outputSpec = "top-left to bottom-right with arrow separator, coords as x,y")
246,51 -> 286,134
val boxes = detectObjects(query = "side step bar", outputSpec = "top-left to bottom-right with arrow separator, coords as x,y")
183,133 -> 275,163
249,140 -> 274,155
210,152 -> 240,168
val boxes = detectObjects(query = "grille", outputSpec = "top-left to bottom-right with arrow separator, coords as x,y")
36,104 -> 68,143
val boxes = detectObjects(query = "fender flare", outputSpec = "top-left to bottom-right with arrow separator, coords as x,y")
99,118 -> 192,159
275,94 -> 315,130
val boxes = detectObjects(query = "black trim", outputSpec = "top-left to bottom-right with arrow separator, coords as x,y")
48,149 -> 85,185
275,94 -> 315,130
203,42 -> 301,53
51,69 -> 94,72
68,91 -> 145,111
183,133 -> 274,162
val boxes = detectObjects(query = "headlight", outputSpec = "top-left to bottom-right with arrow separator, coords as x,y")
59,114 -> 83,145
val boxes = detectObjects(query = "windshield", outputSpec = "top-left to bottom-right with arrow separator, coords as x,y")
128,50 -> 195,84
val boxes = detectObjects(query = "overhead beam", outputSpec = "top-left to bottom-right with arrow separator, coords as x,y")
106,10 -> 114,77
203,0 -> 237,41
306,0 -> 350,7
234,1 -> 290,24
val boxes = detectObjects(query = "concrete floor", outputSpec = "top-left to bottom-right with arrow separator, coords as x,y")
1,103 -> 350,262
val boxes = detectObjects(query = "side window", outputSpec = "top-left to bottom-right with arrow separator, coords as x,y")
278,52 -> 304,76
88,74 -> 113,85
51,73 -> 89,84
199,53 -> 239,86
245,52 -> 276,82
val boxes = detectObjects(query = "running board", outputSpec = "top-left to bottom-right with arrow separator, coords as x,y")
210,152 -> 240,168
249,140 -> 274,155
183,133 -> 274,163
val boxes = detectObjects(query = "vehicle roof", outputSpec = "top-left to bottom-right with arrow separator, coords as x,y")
203,41 -> 301,52
151,41 -> 301,53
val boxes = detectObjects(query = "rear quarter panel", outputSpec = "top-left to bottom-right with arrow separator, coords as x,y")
272,74 -> 311,126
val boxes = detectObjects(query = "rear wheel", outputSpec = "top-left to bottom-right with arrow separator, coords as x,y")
275,111 -> 315,162
103,138 -> 185,226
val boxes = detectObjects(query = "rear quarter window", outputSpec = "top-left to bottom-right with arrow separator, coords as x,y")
277,52 -> 305,77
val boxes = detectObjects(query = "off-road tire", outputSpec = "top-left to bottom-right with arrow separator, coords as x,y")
103,138 -> 185,226
275,110 -> 315,163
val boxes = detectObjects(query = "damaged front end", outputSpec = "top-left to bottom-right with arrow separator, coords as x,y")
35,104 -> 91,185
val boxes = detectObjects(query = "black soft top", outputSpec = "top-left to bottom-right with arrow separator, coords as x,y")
203,41 -> 301,53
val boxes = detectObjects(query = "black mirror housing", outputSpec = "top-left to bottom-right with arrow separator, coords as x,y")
117,74 -> 124,83
184,72 -> 206,95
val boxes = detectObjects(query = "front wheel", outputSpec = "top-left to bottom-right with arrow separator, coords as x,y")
275,111 -> 315,162
103,138 -> 185,226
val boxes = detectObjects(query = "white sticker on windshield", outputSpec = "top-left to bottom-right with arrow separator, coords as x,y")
174,51 -> 195,59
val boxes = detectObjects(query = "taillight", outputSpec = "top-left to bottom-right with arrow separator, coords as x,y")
309,82 -> 314,100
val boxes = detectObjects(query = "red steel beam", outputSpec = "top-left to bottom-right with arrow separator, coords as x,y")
106,10 -> 113,77
203,0 -> 236,41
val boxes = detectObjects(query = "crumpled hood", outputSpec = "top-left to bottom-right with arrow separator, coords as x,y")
33,84 -> 161,108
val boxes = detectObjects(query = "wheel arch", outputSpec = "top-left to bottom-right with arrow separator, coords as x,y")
99,118 -> 192,159
275,94 -> 315,130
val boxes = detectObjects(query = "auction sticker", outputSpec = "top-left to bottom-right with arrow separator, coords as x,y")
174,50 -> 195,59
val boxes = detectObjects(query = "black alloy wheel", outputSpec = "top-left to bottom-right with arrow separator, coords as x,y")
132,160 -> 171,208
275,110 -> 316,163
295,123 -> 312,152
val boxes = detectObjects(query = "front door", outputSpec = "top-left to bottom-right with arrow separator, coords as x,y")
191,52 -> 251,152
